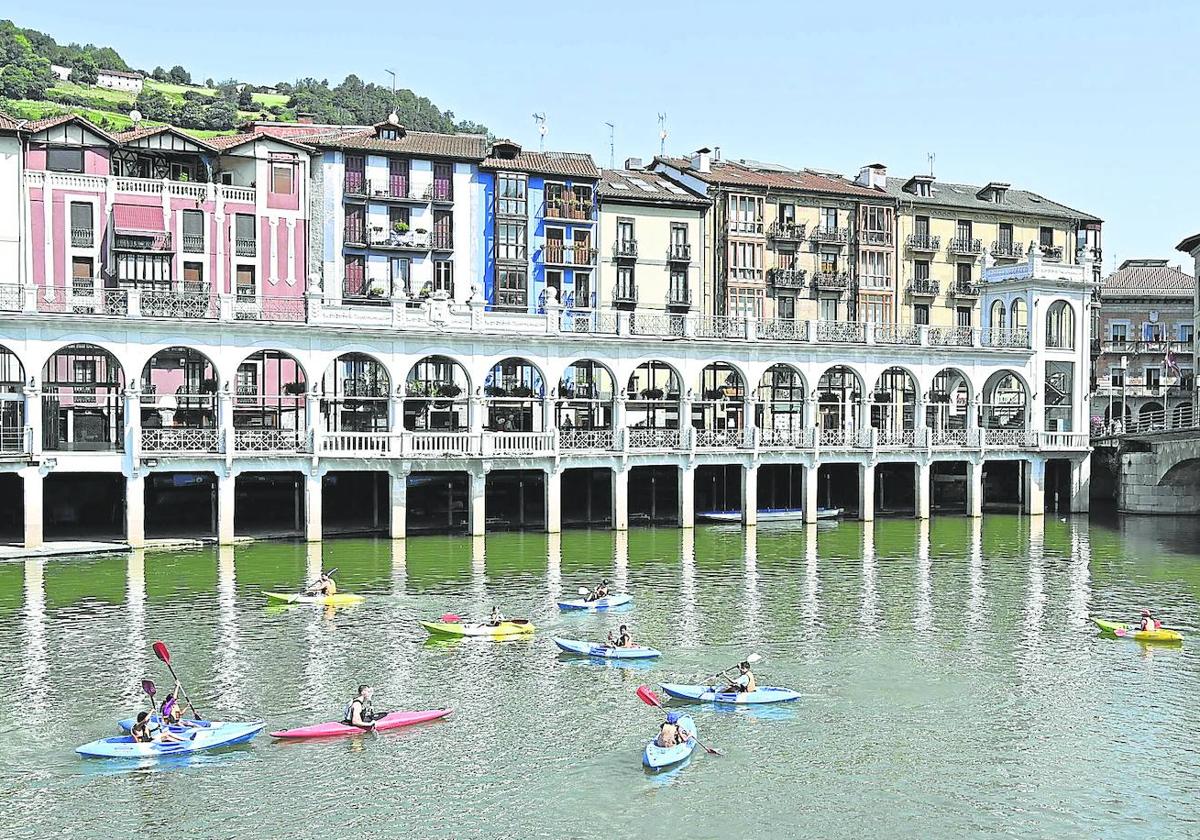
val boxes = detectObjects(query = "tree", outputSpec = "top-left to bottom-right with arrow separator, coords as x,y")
203,98 -> 237,130
69,53 -> 98,85
237,86 -> 254,109
167,65 -> 190,85
134,89 -> 176,122
151,66 -> 166,81
204,77 -> 214,88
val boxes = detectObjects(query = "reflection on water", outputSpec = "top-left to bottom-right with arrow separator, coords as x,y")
1,513 -> 1199,839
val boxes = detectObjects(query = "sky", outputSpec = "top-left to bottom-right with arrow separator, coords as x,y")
18,0 -> 1200,271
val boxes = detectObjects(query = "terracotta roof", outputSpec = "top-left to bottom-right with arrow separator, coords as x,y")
1101,260 -> 1194,296
22,113 -> 118,144
100,68 -> 143,80
655,156 -> 885,198
597,168 -> 709,207
205,131 -> 315,153
0,110 -> 21,133
1177,232 -> 1200,254
240,121 -> 351,138
113,124 -> 218,151
883,176 -> 1101,223
310,127 -> 488,161
481,149 -> 599,179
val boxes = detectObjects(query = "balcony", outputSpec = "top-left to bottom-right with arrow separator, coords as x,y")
71,228 -> 94,248
543,243 -> 596,266
1098,338 -> 1193,356
613,239 -> 638,260
544,198 -> 596,223
613,281 -> 637,306
114,231 -> 173,252
235,237 -> 256,257
427,182 -> 454,204
907,278 -> 939,297
1040,244 -> 1064,261
811,271 -> 849,291
991,240 -> 1024,260
906,233 -> 941,252
432,233 -> 454,252
948,237 -> 983,256
1079,245 -> 1102,262
858,229 -> 893,247
767,220 -> 806,242
811,227 -> 849,247
346,227 -> 431,252
768,267 -> 806,290
347,177 -> 425,203
668,284 -> 691,309
666,243 -> 691,262
949,280 -> 981,298
182,233 -> 205,253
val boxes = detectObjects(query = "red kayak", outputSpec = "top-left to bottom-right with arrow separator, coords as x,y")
270,708 -> 452,739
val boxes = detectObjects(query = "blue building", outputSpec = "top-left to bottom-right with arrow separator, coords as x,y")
480,140 -> 600,312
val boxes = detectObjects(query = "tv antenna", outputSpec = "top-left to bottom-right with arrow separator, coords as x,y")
532,113 -> 547,151
605,121 -> 615,169
927,152 -> 936,177
658,113 -> 668,156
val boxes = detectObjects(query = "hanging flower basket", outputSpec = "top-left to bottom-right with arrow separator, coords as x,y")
641,388 -> 665,401
283,381 -> 307,396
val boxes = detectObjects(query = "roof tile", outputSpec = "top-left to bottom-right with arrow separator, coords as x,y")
1101,261 -> 1194,295
597,168 -> 709,206
656,156 -> 885,198
481,150 -> 599,179
882,176 -> 1100,223
311,127 -> 488,161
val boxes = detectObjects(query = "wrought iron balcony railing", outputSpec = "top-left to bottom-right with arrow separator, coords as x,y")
906,233 -> 940,252
949,237 -> 983,256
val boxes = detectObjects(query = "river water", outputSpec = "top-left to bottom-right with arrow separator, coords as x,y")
1,514 -> 1198,839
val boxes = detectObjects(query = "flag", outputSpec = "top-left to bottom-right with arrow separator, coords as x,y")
1166,346 -> 1180,375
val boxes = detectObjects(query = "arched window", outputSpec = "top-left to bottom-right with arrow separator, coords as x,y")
139,348 -> 219,453
1009,298 -> 1027,330
0,345 -> 25,453
405,356 -> 469,431
234,350 -> 307,451
816,366 -> 863,440
321,354 -> 390,434
1046,300 -> 1075,349
626,361 -> 681,448
755,365 -> 805,443
557,360 -> 615,434
980,371 -> 1028,434
42,344 -> 125,452
485,358 -> 544,432
871,367 -> 917,432
990,300 -> 1006,330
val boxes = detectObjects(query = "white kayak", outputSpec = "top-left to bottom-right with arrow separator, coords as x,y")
556,594 -> 632,611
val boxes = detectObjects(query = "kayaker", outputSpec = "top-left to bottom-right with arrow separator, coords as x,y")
723,661 -> 757,694
343,685 -> 377,731
130,711 -> 185,744
305,571 -> 337,598
585,580 -> 611,603
1139,609 -> 1161,631
488,606 -> 506,626
607,624 -> 634,648
655,711 -> 689,748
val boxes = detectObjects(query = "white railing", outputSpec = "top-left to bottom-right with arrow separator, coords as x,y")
219,185 -> 257,203
819,428 -> 847,447
141,427 -> 222,453
876,428 -> 917,447
1096,406 -> 1200,438
874,324 -> 921,346
931,428 -> 970,448
630,312 -> 685,338
561,310 -> 618,335
983,428 -> 1033,448
816,321 -> 867,343
485,431 -> 555,455
928,326 -> 975,347
559,429 -> 616,450
0,426 -> 32,455
0,284 -> 24,312
403,431 -> 477,456
1040,431 -> 1089,449
984,327 -> 1030,349
234,428 -> 305,452
320,431 -> 396,455
140,289 -> 218,319
627,428 -> 681,449
757,319 -> 809,341
695,315 -> 743,339
694,428 -> 744,448
114,177 -> 164,195
758,427 -> 814,448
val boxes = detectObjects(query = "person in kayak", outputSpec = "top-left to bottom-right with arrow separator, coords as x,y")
130,711 -> 185,744
343,685 -> 377,731
305,571 -> 337,598
585,580 -> 611,602
723,661 -> 757,693
1139,609 -> 1161,631
488,606 -> 506,626
607,624 -> 634,648
655,711 -> 690,748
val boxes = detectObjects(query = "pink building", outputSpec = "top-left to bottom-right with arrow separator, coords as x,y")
21,115 -> 311,321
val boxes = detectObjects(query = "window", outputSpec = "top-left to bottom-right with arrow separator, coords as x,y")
1045,301 -> 1076,349
728,194 -> 763,234
956,306 -> 973,327
777,296 -> 795,320
47,147 -> 84,173
670,268 -> 687,302
433,260 -> 453,294
71,257 -> 93,293
861,251 -> 891,287
914,260 -> 930,281
390,257 -> 410,294
1146,367 -> 1162,391
433,162 -> 453,201
956,220 -> 972,241
1110,366 -> 1125,388
70,202 -> 93,233
1110,322 -> 1128,345
1044,361 -> 1074,431
236,364 -> 257,395
778,203 -> 796,225
1182,368 -> 1195,390
219,172 -> 234,185
861,206 -> 891,242
1179,323 -> 1194,342
617,265 -> 635,297
432,210 -> 453,249
497,269 -> 527,309
617,218 -> 635,244
1143,321 -> 1163,341
545,269 -> 563,296
182,262 -> 204,291
389,206 -> 411,232
729,288 -> 763,319
819,297 -> 838,321
571,185 -> 591,214
574,271 -> 591,306
729,240 -> 763,280
820,208 -> 837,232
1040,227 -> 1054,248
496,222 -> 527,261
73,360 -> 97,383
236,265 -> 256,299
671,223 -> 688,247
819,251 -> 838,275
497,173 -> 527,216
182,209 -> 204,253
914,216 -> 930,238
913,304 -> 930,325
998,223 -> 1013,249
860,296 -> 889,324
343,254 -> 365,296
956,263 -> 973,286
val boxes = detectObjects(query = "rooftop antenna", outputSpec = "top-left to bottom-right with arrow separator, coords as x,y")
927,152 -> 936,177
532,113 -> 547,152
384,69 -> 397,108
605,121 -> 615,169
658,113 -> 668,157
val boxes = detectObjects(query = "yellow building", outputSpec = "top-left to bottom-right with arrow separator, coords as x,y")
885,172 -> 1102,328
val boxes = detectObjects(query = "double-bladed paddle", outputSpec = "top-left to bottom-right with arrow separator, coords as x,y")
635,684 -> 723,756
152,641 -> 201,720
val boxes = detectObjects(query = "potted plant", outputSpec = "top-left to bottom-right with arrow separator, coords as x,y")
485,384 -> 507,398
511,385 -> 533,398
283,380 -> 307,396
642,387 -> 665,401
200,378 -> 218,394
367,277 -> 388,298
873,388 -> 892,402
930,390 -> 951,403
703,388 -> 725,401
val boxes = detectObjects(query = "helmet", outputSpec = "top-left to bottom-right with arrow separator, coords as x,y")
666,711 -> 681,724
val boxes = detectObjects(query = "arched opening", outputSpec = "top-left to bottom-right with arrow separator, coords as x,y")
816,365 -> 862,443
1102,400 -> 1132,428
233,350 -> 307,451
1045,300 -> 1076,349
871,366 -> 917,445
0,345 -> 25,452
925,368 -> 971,445
405,356 -> 469,431
626,361 -> 681,448
139,347 -> 219,452
980,370 -> 1028,444
41,344 -> 125,451
485,357 -> 545,432
693,362 -> 745,446
557,360 -> 615,448
320,353 -> 390,434
1009,298 -> 1027,330
755,364 -> 806,446
1139,401 -> 1165,429
990,300 -> 1006,330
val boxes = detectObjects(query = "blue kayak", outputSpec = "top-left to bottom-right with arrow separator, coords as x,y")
642,714 -> 697,770
553,638 -> 661,659
76,721 -> 264,759
557,594 -> 632,611
116,715 -> 230,733
660,683 -> 801,704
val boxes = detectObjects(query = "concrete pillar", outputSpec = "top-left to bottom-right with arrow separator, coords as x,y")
305,471 -> 322,542
679,464 -> 695,527
125,388 -> 142,458
967,460 -> 983,518
219,389 -> 235,453
612,466 -> 629,531
469,468 -> 487,537
125,471 -> 145,548
915,461 -> 930,519
1025,457 -> 1046,516
217,472 -> 235,545
545,467 -> 561,533
23,468 -> 42,548
24,384 -> 41,458
389,470 -> 407,539
1070,457 -> 1091,514
859,462 -> 875,522
741,463 -> 758,525
803,463 -> 819,523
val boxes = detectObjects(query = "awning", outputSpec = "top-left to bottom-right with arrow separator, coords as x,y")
113,203 -> 165,233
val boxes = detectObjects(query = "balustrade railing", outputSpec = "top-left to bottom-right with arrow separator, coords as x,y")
819,428 -> 847,447
694,427 -> 744,448
320,431 -> 397,455
561,310 -> 619,335
757,318 -> 809,341
816,320 -> 866,343
141,288 -> 219,319
627,428 -> 681,449
695,315 -> 742,339
234,428 -> 305,452
874,324 -> 921,345
141,427 -> 222,453
559,429 -> 616,450
404,431 -> 477,456
876,428 -> 917,448
930,428 -> 969,448
485,431 -> 555,455
631,312 -> 685,337
983,327 -> 1029,348
927,326 -> 975,347
757,427 -> 814,449
983,427 -> 1033,448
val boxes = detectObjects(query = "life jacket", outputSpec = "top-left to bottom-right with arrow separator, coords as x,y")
745,673 -> 757,692
343,697 -> 373,724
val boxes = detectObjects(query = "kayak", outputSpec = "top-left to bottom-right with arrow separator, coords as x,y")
270,708 -> 452,739
642,714 -> 697,770
1092,618 -> 1183,643
117,715 -> 233,733
265,591 -> 364,607
76,721 -> 263,759
553,638 -> 661,659
420,619 -> 534,637
556,594 -> 632,611
660,683 -> 802,704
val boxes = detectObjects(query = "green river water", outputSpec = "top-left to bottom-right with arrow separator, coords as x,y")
1,514 -> 1199,839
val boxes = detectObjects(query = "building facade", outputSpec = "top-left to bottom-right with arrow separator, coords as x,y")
96,69 -> 144,94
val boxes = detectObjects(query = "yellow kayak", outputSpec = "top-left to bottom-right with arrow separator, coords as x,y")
1092,618 -> 1183,643
420,619 -> 534,637
265,591 -> 365,607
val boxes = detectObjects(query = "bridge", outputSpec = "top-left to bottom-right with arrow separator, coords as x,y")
1092,407 -> 1200,513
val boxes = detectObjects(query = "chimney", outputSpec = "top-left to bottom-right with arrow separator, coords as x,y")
690,147 -> 712,174
296,112 -> 316,125
624,156 -> 643,170
856,162 -> 887,190
713,146 -> 721,162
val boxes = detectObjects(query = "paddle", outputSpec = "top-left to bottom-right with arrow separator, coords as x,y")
635,685 -> 723,756
711,652 -> 763,687
440,613 -> 461,623
152,641 -> 202,720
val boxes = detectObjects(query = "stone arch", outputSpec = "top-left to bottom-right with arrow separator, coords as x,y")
694,361 -> 746,431
1045,299 -> 1076,349
41,343 -> 126,452
1139,401 -> 1165,428
816,365 -> 865,431
484,356 -> 546,432
980,369 -> 1029,430
755,363 -> 806,434
626,360 -> 682,431
0,344 -> 26,452
139,347 -> 220,433
871,366 -> 919,431
557,359 -> 616,431
320,352 -> 391,433
404,355 -> 471,432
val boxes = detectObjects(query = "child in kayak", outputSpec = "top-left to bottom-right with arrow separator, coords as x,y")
1139,609 -> 1161,631
607,624 -> 634,648
130,711 -> 185,744
723,661 -> 757,693
585,580 -> 611,602
655,711 -> 690,748
343,685 -> 377,730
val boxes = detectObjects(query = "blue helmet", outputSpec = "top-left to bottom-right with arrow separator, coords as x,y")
666,711 -> 681,724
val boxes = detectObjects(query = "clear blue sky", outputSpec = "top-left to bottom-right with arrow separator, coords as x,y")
20,0 -> 1198,271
